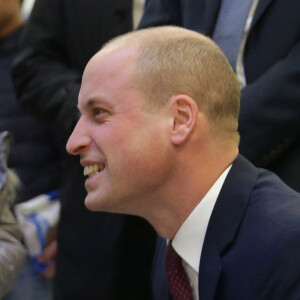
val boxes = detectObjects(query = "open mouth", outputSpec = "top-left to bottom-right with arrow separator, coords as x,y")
83,164 -> 105,178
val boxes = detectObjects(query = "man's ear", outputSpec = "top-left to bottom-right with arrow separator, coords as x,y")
170,95 -> 198,145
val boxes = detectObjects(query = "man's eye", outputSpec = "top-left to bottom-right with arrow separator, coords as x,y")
91,108 -> 109,122
93,108 -> 105,116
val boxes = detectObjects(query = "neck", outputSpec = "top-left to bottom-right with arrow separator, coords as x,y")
144,146 -> 238,239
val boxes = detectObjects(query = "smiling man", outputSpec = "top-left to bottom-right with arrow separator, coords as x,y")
67,26 -> 300,300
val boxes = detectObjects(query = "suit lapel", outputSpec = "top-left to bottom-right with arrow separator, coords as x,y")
198,155 -> 258,299
198,234 -> 222,300
251,0 -> 274,30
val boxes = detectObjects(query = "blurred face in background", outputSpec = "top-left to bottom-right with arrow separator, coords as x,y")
0,0 -> 23,37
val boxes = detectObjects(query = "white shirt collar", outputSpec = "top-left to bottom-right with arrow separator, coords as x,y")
172,165 -> 232,272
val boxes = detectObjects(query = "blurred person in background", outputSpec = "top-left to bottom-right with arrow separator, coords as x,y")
20,0 -> 35,19
12,0 -> 156,299
0,131 -> 26,299
133,0 -> 146,29
139,0 -> 300,192
0,0 -> 63,299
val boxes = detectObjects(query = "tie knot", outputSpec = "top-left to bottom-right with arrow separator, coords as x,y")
165,242 -> 193,300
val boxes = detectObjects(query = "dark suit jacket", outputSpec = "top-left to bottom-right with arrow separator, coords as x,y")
152,155 -> 300,300
139,0 -> 300,192
12,0 -> 156,299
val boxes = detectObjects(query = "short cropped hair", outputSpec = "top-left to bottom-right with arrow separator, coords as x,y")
103,26 -> 240,142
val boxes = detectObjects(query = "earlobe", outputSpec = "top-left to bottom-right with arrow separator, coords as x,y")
170,95 -> 198,145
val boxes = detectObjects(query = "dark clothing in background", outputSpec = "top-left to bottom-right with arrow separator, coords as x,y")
12,0 -> 156,299
0,26 -> 64,203
139,0 -> 300,192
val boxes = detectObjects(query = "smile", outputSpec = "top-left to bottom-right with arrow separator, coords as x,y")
83,164 -> 105,178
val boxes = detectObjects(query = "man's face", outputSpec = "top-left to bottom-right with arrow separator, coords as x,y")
67,46 -> 174,215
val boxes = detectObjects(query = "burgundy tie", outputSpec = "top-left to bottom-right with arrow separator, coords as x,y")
165,242 -> 193,300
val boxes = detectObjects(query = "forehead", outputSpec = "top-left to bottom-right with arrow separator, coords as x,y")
78,46 -> 142,110
84,45 -> 137,83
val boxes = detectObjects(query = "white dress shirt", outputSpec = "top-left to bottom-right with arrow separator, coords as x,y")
172,165 -> 232,300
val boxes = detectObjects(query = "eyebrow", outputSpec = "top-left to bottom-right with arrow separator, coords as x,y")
86,98 -> 98,109
77,98 -> 95,113
79,98 -> 112,112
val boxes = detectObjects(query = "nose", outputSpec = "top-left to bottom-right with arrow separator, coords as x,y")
66,116 -> 91,155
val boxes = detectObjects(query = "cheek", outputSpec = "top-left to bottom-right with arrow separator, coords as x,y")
99,125 -> 136,168
102,118 -> 169,175
128,130 -> 169,173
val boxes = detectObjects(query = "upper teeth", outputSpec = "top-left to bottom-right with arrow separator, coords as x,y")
84,164 -> 105,177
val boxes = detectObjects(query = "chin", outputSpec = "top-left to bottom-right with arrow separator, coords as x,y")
84,194 -> 114,213
84,195 -> 102,212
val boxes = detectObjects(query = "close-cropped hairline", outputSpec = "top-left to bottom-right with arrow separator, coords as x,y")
100,26 -> 241,142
